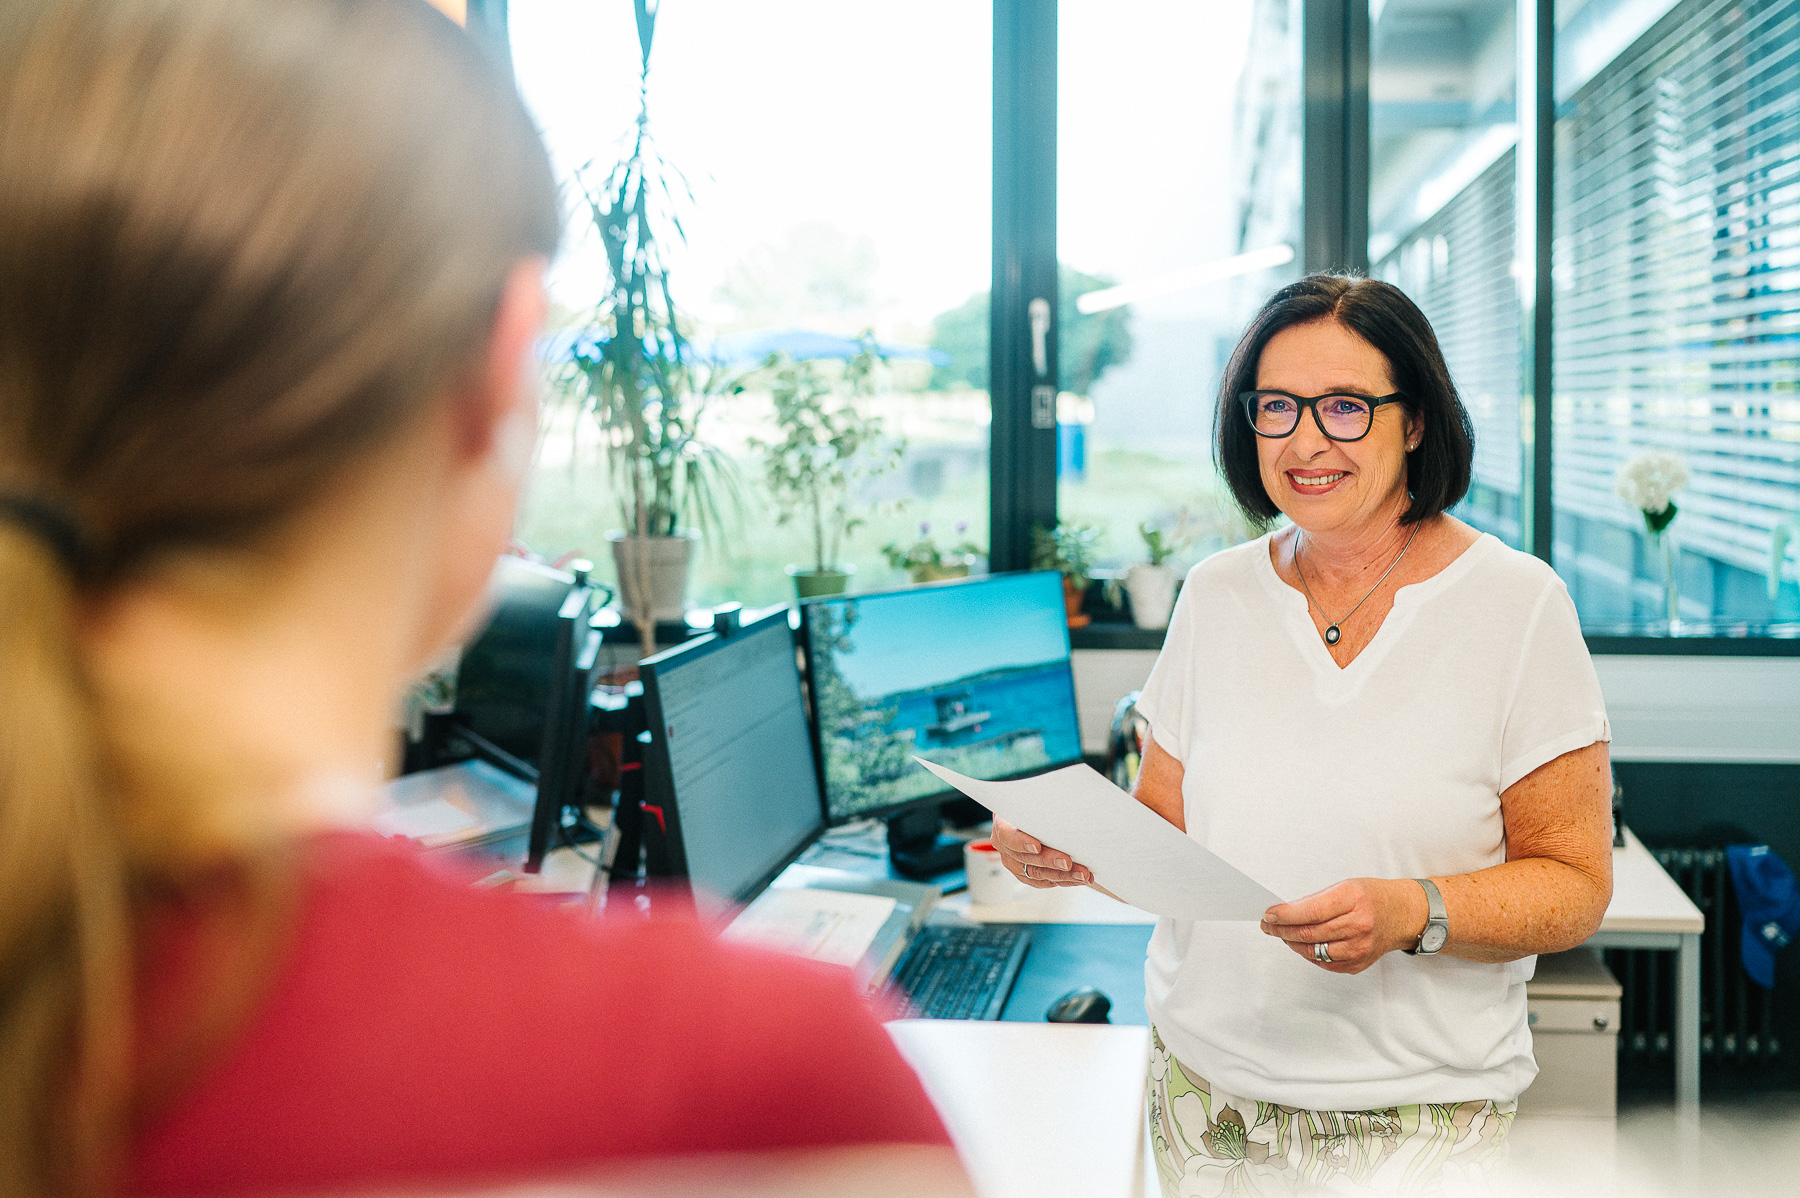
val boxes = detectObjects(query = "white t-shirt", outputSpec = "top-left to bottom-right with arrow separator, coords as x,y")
1133,531 -> 1610,1111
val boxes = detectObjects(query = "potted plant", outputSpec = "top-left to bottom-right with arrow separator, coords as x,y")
1124,511 -> 1193,630
749,337 -> 902,599
556,2 -> 739,655
1030,521 -> 1102,627
883,521 -> 984,584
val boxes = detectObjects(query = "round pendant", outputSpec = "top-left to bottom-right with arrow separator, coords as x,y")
1324,624 -> 1341,645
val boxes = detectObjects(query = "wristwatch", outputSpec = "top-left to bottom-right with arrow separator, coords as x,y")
1407,878 -> 1449,955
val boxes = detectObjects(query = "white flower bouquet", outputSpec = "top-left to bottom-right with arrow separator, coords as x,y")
1615,449 -> 1689,626
1614,449 -> 1689,534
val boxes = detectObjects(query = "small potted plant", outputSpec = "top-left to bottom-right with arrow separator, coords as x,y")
1125,511 -> 1193,630
750,337 -> 903,599
1030,521 -> 1102,627
1614,449 -> 1689,628
883,521 -> 984,584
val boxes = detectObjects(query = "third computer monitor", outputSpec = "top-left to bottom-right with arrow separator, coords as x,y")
800,570 -> 1084,825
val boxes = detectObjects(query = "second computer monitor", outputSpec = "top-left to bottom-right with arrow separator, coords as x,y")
801,570 -> 1084,825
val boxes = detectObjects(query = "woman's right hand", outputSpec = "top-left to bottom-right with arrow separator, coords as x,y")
991,818 -> 1093,888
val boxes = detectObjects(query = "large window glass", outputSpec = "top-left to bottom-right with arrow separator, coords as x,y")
1552,0 -> 1800,627
1369,0 -> 1522,546
508,2 -> 991,606
1052,0 -> 1302,574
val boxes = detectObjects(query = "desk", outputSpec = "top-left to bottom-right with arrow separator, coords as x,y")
940,882 -> 1158,1025
1586,828 -> 1706,1113
887,1020 -> 1149,1198
942,831 -> 1706,1111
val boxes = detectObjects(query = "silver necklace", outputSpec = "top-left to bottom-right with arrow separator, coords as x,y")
1293,522 -> 1421,647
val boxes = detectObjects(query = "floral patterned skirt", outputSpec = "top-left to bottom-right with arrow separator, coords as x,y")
1148,1026 -> 1514,1197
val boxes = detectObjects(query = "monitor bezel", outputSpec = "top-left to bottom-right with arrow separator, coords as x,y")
796,569 -> 1084,828
637,611 -> 828,909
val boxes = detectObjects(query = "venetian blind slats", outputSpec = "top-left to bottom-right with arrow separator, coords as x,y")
1552,0 -> 1800,581
1375,147 -> 1522,500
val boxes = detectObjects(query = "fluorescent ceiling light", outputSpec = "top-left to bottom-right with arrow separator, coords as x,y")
1074,243 -> 1296,315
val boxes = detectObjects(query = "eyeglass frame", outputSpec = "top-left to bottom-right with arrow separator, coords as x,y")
1237,389 -> 1408,443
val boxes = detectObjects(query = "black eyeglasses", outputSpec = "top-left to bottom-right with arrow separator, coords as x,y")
1238,390 -> 1406,442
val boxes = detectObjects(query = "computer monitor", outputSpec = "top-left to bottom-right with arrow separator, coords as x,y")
799,571 -> 1084,827
448,556 -> 601,872
638,612 -> 826,915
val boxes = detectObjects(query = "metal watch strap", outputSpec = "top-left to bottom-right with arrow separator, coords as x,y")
1407,878 -> 1449,955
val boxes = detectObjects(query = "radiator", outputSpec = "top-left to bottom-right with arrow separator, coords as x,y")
1603,847 -> 1780,1066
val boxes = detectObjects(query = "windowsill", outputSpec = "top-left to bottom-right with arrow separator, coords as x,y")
1068,623 -> 1169,651
1069,619 -> 1800,655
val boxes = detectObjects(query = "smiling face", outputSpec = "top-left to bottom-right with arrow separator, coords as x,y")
1252,317 -> 1422,538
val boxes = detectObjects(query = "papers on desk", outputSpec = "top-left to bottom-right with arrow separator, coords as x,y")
376,760 -> 534,849
372,796 -> 483,846
723,886 -> 899,968
914,758 -> 1284,921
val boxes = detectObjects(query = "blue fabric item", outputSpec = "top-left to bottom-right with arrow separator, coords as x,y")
1727,843 -> 1800,989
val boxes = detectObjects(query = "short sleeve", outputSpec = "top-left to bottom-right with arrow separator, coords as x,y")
1133,567 -> 1201,764
1498,576 -> 1612,792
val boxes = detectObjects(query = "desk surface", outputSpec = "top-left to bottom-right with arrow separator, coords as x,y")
887,1020 -> 1148,1198
997,923 -> 1155,1025
945,826 -> 1701,935
1602,829 -> 1705,935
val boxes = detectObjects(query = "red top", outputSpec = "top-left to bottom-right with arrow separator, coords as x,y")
129,834 -> 947,1195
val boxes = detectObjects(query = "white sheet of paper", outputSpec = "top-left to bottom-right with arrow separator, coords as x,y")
914,758 -> 1284,920
723,887 -> 899,968
371,796 -> 483,846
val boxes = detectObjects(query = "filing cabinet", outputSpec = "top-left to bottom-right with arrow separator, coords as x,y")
1518,947 -> 1622,1118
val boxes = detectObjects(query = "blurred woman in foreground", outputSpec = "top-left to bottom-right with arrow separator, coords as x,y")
0,1 -> 966,1194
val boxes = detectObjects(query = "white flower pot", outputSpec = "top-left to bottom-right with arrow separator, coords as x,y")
608,532 -> 697,623
1125,562 -> 1179,630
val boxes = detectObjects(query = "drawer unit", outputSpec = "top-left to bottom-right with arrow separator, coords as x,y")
1518,947 -> 1622,1119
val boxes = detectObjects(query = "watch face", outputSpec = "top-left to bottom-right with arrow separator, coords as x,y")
1420,924 -> 1449,954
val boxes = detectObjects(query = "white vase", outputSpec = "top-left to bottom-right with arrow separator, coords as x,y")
1124,562 -> 1179,630
608,532 -> 697,623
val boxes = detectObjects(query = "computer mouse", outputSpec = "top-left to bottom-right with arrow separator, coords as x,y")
1045,987 -> 1112,1024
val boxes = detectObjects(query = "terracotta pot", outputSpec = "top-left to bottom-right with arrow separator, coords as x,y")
608,532 -> 697,623
789,564 -> 854,598
1062,574 -> 1091,628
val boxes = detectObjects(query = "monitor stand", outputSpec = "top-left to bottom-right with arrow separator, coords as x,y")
886,807 -> 966,880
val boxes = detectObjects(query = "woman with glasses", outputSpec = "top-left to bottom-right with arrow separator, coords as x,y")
994,275 -> 1613,1195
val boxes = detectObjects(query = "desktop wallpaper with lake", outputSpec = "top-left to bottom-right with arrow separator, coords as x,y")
805,574 -> 1084,821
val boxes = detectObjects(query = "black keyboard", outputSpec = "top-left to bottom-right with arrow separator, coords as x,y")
887,925 -> 1031,1020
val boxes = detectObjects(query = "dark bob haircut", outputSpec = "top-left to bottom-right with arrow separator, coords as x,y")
1214,273 -> 1475,526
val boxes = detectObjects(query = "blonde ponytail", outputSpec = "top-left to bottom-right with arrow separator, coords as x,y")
0,0 -> 560,1190
0,523 -> 128,1195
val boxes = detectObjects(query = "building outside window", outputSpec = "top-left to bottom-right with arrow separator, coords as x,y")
1053,0 -> 1301,571
1551,0 -> 1800,627
1369,0 -> 1523,547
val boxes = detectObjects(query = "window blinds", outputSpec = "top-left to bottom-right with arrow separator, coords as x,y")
1553,0 -> 1800,581
1375,148 -> 1523,537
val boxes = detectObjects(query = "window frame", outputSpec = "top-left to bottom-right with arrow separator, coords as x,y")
493,0 -> 1796,651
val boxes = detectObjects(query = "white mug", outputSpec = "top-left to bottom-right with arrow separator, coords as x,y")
964,838 -> 1025,905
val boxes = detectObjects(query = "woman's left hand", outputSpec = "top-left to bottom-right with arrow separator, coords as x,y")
1259,879 -> 1428,974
